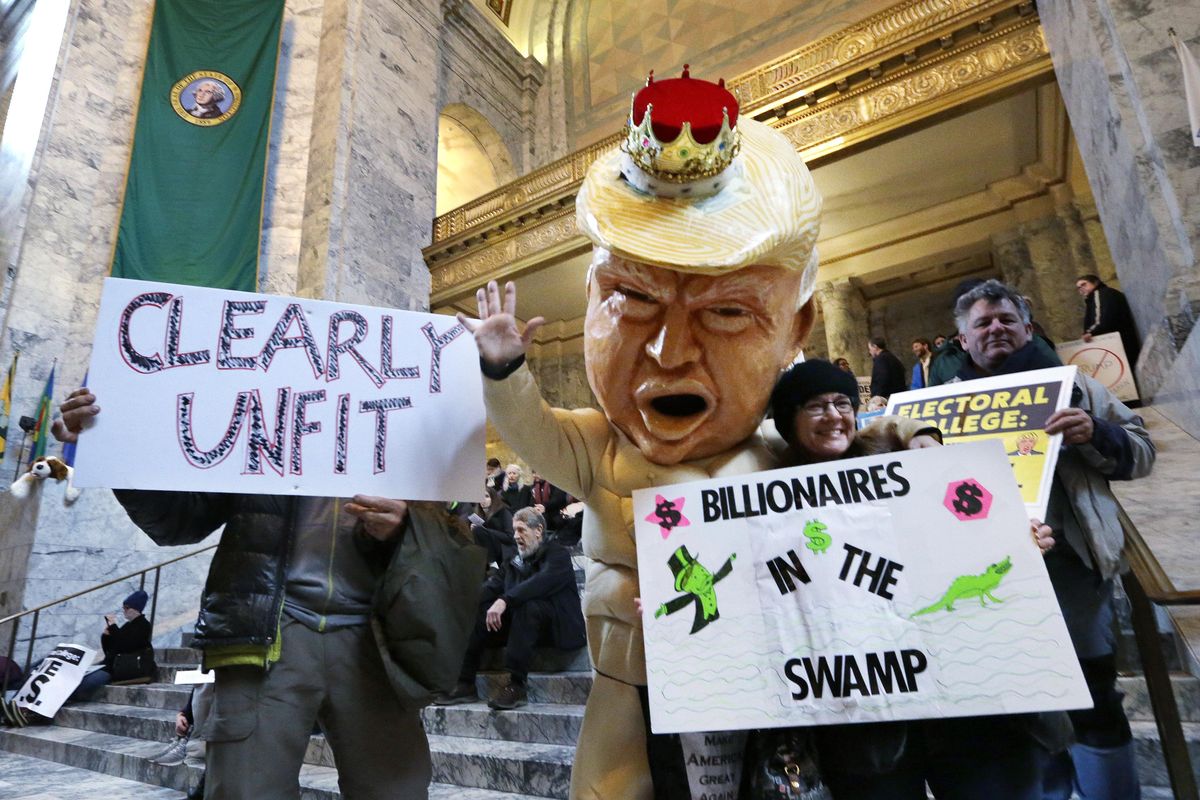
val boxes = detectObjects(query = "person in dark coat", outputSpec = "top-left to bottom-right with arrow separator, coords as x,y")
70,589 -> 153,700
499,463 -> 532,511
485,458 -> 505,494
435,508 -> 586,711
1077,274 -> 1140,365
528,469 -> 569,530
471,487 -> 515,564
867,337 -> 908,399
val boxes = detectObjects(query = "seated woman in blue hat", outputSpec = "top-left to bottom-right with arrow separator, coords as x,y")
70,588 -> 154,701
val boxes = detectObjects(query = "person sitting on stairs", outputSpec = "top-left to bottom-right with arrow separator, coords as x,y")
436,508 -> 586,711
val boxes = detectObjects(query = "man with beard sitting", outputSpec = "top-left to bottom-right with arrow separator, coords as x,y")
435,508 -> 585,710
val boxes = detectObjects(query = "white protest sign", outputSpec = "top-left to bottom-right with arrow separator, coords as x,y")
74,278 -> 485,500
885,366 -> 1076,519
1057,332 -> 1138,402
14,643 -> 96,719
635,441 -> 1089,735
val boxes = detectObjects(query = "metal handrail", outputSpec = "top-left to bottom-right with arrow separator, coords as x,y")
0,543 -> 217,683
1118,505 -> 1200,799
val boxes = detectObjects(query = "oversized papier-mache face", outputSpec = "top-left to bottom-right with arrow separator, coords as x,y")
575,69 -> 821,465
584,252 -> 812,465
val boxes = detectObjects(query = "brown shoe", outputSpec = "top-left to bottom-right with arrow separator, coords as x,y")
487,680 -> 527,711
432,681 -> 478,706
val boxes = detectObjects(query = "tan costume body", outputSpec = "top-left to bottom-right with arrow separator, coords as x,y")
485,364 -> 929,798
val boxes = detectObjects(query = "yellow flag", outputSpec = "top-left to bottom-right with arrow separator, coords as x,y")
0,352 -> 16,460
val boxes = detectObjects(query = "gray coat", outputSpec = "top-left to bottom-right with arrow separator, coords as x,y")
1050,373 -> 1155,579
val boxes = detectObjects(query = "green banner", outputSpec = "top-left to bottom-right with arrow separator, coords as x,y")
110,0 -> 284,291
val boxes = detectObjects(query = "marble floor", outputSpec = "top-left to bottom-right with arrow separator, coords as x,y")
0,751 -> 183,799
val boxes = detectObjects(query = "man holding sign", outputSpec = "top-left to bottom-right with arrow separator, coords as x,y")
951,280 -> 1154,799
55,390 -> 438,799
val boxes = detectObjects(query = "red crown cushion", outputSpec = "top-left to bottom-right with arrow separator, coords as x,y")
632,75 -> 739,145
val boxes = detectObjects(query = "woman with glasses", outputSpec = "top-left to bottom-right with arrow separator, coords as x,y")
764,359 -> 1059,799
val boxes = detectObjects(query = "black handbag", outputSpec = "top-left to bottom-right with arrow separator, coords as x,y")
110,648 -> 157,682
743,728 -> 831,800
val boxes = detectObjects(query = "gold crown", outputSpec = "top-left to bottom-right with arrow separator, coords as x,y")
620,69 -> 741,185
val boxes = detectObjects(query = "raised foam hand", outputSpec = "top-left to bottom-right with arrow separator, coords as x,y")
456,280 -> 545,370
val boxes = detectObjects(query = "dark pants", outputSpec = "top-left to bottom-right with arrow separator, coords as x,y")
459,598 -> 556,685
69,668 -> 111,701
819,719 -> 1045,799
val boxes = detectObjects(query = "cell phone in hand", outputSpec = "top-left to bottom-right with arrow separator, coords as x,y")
468,513 -> 485,526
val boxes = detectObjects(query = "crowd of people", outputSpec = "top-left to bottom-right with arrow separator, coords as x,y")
3,65 -> 1155,800
835,274 -> 1141,414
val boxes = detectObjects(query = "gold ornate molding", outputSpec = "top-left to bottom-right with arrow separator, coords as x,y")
425,0 -> 1051,306
729,0 -> 1020,113
776,18 -> 1049,158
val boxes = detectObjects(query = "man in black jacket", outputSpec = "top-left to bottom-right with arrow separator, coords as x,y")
53,388 -> 433,800
1077,274 -> 1141,365
867,336 -> 908,399
436,508 -> 585,711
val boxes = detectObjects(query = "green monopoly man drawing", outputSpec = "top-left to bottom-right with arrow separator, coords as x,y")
654,545 -> 736,634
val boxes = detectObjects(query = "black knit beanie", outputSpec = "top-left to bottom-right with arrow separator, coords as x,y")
770,359 -> 861,444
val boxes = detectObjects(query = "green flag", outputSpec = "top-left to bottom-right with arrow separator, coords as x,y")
110,0 -> 284,291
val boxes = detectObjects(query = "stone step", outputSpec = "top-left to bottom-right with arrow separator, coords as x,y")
67,692 -> 585,751
478,647 -> 590,673
423,701 -> 583,746
1120,674 -> 1200,723
477,672 -> 591,706
0,726 -> 556,799
301,732 -> 573,798
0,750 -> 182,799
1131,719 -> 1200,790
153,647 -> 200,665
38,700 -> 575,798
96,670 -> 595,714
95,682 -> 193,711
153,646 -> 590,682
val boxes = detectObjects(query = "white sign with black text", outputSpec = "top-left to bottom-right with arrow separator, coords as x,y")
74,278 -> 485,500
636,441 -> 1090,735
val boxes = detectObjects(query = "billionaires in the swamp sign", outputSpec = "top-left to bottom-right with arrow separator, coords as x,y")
635,441 -> 1089,735
73,278 -> 484,501
885,366 -> 1076,518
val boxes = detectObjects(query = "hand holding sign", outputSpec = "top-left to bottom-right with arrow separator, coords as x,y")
52,388 -> 100,444
343,495 -> 407,541
1044,407 -> 1094,446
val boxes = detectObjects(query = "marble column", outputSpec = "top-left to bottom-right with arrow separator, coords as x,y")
297,0 -> 443,312
815,279 -> 869,376
1039,0 -> 1200,434
1075,199 -> 1120,285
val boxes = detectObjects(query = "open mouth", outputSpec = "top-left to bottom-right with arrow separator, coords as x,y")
650,394 -> 709,417
635,381 -> 716,442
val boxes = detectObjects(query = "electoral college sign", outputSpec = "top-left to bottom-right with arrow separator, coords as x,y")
73,278 -> 485,501
886,366 -> 1076,519
635,440 -> 1090,735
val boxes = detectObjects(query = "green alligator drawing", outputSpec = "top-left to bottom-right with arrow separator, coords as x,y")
655,546 -> 736,634
803,519 -> 832,555
911,556 -> 1012,618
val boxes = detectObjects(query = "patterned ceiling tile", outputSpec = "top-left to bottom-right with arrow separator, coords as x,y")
572,0 -> 897,144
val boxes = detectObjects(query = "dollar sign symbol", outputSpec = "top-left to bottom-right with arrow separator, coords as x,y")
952,482 -> 985,516
656,500 -> 682,530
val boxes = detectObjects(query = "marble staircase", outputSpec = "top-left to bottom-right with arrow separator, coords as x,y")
0,642 -> 589,798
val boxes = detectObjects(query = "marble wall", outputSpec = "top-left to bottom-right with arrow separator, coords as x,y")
0,0 -> 534,661
440,0 -> 544,175
1039,0 -> 1200,436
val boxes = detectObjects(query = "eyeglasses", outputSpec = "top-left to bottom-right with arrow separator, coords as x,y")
800,397 -> 855,417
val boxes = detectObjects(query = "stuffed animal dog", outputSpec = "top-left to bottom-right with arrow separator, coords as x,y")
10,456 -> 80,504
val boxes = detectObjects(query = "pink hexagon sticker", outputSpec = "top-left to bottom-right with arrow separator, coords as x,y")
944,479 -> 993,521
